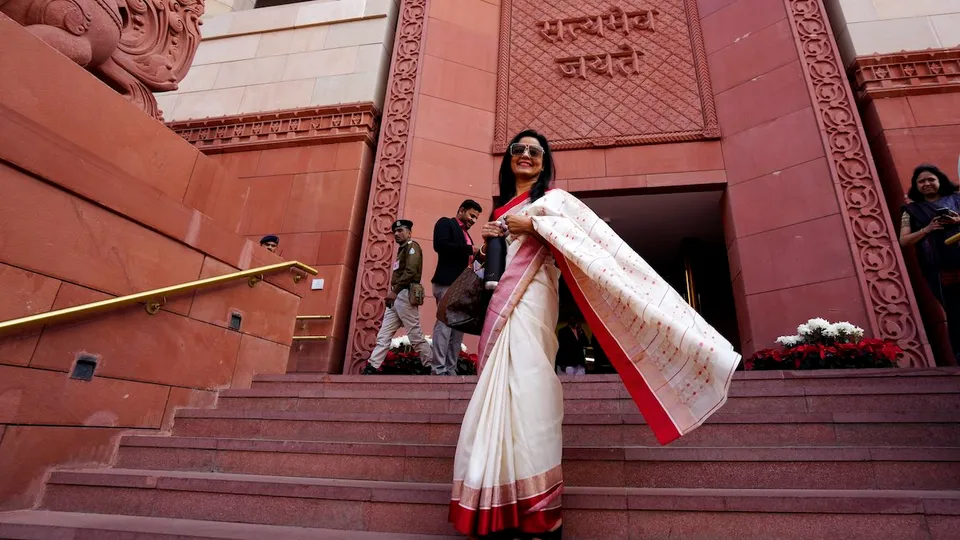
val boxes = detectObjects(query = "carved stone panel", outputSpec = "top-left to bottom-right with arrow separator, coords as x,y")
850,48 -> 960,101
494,0 -> 718,151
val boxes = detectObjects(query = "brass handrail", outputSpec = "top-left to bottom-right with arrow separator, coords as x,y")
292,336 -> 329,341
296,314 -> 332,331
0,261 -> 318,335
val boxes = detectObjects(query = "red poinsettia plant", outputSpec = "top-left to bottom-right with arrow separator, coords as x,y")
367,335 -> 478,375
745,318 -> 902,371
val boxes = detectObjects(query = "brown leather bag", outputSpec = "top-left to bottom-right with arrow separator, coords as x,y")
437,267 -> 490,335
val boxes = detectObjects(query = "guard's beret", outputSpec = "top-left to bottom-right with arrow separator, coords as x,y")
391,219 -> 413,231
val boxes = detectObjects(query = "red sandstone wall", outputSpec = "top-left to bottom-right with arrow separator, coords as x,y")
0,17 -> 306,509
862,92 -> 960,365
349,0 -> 925,368
393,0 -> 498,353
399,1 -> 731,354
699,0 -> 872,354
186,142 -> 375,373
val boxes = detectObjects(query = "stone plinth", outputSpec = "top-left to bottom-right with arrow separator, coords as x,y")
0,17 -> 307,510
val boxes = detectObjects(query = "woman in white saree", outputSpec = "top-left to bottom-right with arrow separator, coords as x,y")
448,130 -> 741,539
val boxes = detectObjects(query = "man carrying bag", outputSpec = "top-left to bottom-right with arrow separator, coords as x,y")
428,200 -> 483,375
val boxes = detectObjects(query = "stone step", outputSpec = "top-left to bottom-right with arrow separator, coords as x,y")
41,469 -> 960,539
250,369 -> 960,394
172,410 -> 960,447
215,386 -> 960,415
115,437 -> 960,490
0,511 -> 461,540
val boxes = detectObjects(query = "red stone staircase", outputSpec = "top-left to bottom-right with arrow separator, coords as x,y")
2,369 -> 959,539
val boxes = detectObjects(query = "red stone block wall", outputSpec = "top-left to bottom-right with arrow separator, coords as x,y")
349,0 -> 929,368
393,0 -> 500,355
189,142 -> 376,374
0,18 -> 306,510
698,0 -> 872,355
392,0 -> 733,359
861,90 -> 960,365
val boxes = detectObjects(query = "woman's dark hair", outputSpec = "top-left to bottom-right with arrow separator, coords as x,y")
908,164 -> 958,203
496,129 -> 556,207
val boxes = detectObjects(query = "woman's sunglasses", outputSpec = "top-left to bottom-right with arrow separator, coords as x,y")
509,143 -> 544,159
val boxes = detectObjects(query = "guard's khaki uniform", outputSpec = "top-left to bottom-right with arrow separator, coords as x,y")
367,239 -> 432,368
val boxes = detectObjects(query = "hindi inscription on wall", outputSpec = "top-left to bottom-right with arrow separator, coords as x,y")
494,0 -> 718,151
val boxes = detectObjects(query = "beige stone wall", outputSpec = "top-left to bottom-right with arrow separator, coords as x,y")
157,0 -> 397,121
824,0 -> 960,64
204,0 -> 256,19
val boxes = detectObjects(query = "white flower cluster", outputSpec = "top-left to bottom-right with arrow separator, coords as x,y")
390,335 -> 468,352
390,335 -> 411,349
776,318 -> 864,347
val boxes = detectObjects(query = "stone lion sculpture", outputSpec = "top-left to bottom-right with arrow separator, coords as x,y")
1,0 -> 204,120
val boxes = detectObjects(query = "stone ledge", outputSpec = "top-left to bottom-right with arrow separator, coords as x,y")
253,367 -> 960,385
0,510 -> 460,539
43,469 -> 960,514
199,0 -> 392,41
167,102 -> 379,153
218,378 -> 960,400
116,436 -> 960,462
850,47 -> 960,101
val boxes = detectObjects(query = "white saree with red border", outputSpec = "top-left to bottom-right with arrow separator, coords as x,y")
449,189 -> 740,536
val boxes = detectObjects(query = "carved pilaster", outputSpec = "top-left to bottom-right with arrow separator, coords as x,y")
344,0 -> 429,373
783,0 -> 932,366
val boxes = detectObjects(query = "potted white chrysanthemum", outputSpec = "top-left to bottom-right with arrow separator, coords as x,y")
748,318 -> 901,370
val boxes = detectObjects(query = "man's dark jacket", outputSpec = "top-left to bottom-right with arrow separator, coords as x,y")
431,217 -> 474,286
556,325 -> 589,368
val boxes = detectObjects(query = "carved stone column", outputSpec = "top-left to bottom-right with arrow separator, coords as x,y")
344,0 -> 430,373
782,0 -> 932,366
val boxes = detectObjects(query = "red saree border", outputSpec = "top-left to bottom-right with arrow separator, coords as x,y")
452,465 -> 564,509
492,189 -> 555,220
552,250 -> 683,445
449,483 -> 563,536
492,192 -> 531,220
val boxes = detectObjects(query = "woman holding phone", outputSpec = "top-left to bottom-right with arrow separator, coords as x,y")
900,164 -> 960,360
448,130 -> 740,539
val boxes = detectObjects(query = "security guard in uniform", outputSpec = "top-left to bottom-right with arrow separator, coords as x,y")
364,219 -> 433,373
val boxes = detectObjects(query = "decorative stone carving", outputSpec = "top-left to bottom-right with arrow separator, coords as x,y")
849,48 -> 960,101
556,42 -> 644,79
539,7 -> 657,43
169,103 -> 379,153
1,0 -> 204,120
494,0 -> 718,152
783,0 -> 931,367
344,0 -> 427,373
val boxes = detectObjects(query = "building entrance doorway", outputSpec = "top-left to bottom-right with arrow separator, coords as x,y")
555,189 -> 740,375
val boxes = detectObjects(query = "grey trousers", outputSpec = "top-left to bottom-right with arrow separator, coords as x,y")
367,289 -> 432,368
429,283 -> 464,376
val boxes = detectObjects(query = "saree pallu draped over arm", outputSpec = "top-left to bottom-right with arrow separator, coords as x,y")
449,189 -> 740,537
